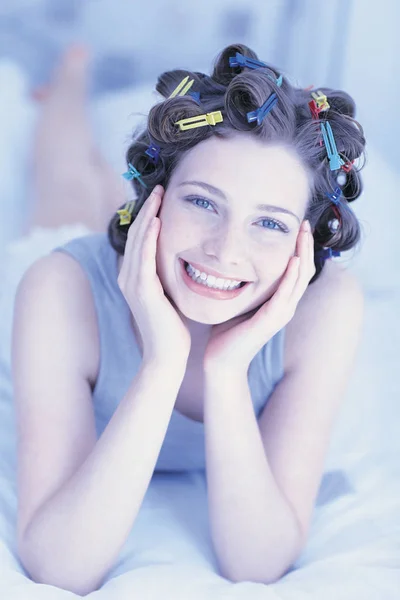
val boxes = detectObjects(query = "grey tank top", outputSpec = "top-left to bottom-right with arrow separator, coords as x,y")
52,233 -> 286,472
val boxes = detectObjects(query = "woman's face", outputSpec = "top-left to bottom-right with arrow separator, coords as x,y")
155,133 -> 310,325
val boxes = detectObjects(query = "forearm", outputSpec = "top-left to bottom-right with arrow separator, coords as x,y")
19,359 -> 186,596
204,369 -> 303,584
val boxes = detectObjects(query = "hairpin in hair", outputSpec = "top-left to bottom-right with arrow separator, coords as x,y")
311,91 -> 330,111
309,99 -> 320,120
341,159 -> 355,173
188,91 -> 201,104
175,110 -> 223,131
229,52 -> 283,87
315,247 -> 341,262
169,76 -> 195,99
326,186 -> 342,206
320,122 -> 345,171
247,93 -> 278,125
229,52 -> 267,69
116,201 -> 136,226
122,163 -> 148,189
144,141 -> 161,165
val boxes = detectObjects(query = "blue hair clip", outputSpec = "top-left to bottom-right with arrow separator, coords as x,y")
229,52 -> 268,69
320,122 -> 345,171
316,247 -> 341,262
247,93 -> 278,125
229,52 -> 283,86
188,91 -> 201,104
229,52 -> 283,87
326,186 -> 342,206
144,142 -> 161,165
122,163 -> 148,189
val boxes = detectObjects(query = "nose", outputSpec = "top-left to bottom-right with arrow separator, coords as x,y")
202,223 -> 246,266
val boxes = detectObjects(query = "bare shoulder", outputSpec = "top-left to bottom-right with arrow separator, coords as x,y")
283,260 -> 365,374
15,251 -> 100,385
13,252 -> 101,543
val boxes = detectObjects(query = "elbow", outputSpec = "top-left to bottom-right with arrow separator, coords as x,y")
219,533 -> 305,585
18,535 -> 104,596
221,560 -> 297,586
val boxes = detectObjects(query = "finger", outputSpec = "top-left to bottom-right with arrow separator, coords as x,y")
120,186 -> 162,280
267,256 -> 300,310
143,216 -> 167,300
290,225 -> 314,301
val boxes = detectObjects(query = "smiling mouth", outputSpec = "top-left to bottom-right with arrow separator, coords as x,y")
182,260 -> 247,288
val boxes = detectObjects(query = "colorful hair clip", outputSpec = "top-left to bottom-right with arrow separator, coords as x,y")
326,186 -> 342,206
188,91 -> 201,104
122,163 -> 148,189
229,52 -> 268,70
169,76 -> 195,99
247,93 -> 278,125
229,52 -> 282,87
116,201 -> 136,226
175,110 -> 223,131
316,247 -> 341,261
144,142 -> 161,165
320,122 -> 345,171
341,159 -> 354,173
309,99 -> 320,120
311,90 -> 330,112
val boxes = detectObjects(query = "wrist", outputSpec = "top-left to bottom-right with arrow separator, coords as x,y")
203,360 -> 249,381
141,355 -> 188,378
203,361 -> 250,379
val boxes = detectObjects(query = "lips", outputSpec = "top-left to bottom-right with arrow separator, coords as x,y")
183,260 -> 247,285
179,259 -> 250,300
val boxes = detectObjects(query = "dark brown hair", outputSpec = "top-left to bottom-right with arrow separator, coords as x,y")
108,43 -> 366,284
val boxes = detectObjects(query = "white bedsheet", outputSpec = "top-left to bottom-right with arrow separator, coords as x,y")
0,60 -> 399,598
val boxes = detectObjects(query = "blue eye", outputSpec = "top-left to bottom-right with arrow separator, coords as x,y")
191,197 -> 213,211
259,218 -> 287,232
184,195 -> 289,233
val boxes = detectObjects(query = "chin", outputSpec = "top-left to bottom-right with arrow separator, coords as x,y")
165,293 -> 234,325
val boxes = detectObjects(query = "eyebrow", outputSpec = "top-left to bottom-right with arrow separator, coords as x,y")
178,180 -> 300,224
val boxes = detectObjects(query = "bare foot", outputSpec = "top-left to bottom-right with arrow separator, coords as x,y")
27,44 -> 126,233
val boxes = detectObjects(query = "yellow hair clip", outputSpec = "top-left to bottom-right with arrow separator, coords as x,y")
175,110 -> 223,131
311,90 -> 330,111
169,76 -> 195,99
116,201 -> 136,226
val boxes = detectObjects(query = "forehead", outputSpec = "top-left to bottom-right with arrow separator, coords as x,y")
170,134 -> 310,214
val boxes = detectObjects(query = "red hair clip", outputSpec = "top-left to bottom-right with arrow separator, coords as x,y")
341,160 -> 355,173
309,99 -> 320,120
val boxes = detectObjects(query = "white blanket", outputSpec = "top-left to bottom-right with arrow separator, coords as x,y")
0,60 -> 399,598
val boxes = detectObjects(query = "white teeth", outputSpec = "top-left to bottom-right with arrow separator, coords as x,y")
185,262 -> 242,290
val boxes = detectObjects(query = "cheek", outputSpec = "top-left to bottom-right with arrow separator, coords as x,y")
257,242 -> 293,276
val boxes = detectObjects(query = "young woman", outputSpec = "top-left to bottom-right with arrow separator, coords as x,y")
11,43 -> 365,594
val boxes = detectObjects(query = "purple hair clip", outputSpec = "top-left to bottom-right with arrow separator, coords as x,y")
247,93 -> 278,125
315,247 -> 341,263
144,141 -> 161,165
326,186 -> 342,206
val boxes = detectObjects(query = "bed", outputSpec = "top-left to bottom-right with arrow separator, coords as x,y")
0,58 -> 399,599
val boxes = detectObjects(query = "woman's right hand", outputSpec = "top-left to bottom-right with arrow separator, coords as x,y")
117,185 -> 191,366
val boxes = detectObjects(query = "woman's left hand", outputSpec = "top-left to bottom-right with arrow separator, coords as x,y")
203,220 -> 316,373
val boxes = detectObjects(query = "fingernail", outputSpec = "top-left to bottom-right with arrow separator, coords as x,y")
153,184 -> 162,194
